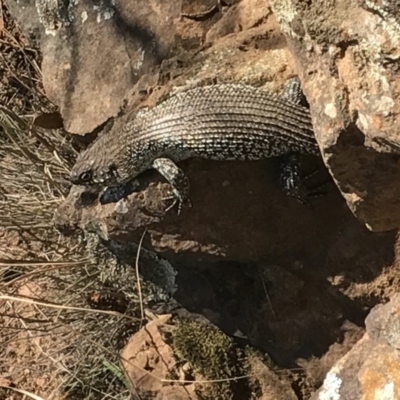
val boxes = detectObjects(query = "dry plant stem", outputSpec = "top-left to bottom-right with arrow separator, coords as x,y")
0,386 -> 45,400
0,295 -> 138,323
135,228 -> 147,327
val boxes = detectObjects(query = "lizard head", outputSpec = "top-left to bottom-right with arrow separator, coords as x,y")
70,137 -> 135,188
70,158 -> 121,187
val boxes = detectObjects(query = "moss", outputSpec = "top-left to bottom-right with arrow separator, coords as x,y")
171,319 -> 251,400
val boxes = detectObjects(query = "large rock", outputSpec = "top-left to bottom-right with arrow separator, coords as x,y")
313,295 -> 400,400
269,0 -> 400,232
6,0 -> 181,134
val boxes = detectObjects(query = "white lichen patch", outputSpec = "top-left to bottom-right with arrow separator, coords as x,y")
357,112 -> 372,131
81,11 -> 88,23
35,0 -> 63,35
269,0 -> 299,37
364,0 -> 400,45
132,49 -> 146,71
375,381 -> 395,400
114,199 -> 129,214
318,372 -> 342,400
324,103 -> 338,119
349,6 -> 400,118
376,96 -> 395,115
93,1 -> 115,23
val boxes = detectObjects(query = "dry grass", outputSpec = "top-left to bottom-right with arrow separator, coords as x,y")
0,3 -> 144,399
0,102 -> 145,399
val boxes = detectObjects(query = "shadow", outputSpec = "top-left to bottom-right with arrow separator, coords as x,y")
85,155 -> 398,374
173,260 -> 369,367
135,156 -> 396,368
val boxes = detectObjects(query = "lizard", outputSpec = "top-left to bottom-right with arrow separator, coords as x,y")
70,79 -> 320,213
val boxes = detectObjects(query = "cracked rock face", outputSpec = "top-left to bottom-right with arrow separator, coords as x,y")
270,0 -> 400,231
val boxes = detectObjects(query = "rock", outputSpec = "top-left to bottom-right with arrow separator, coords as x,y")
365,293 -> 400,349
297,321 -> 364,387
312,295 -> 400,400
205,0 -> 272,43
269,0 -> 400,231
6,0 -> 181,134
6,0 -> 295,137
248,356 -> 298,400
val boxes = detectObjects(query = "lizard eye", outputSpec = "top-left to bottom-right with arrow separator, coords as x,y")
79,171 -> 92,183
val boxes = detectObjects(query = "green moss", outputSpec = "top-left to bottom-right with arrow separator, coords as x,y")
171,319 -> 251,400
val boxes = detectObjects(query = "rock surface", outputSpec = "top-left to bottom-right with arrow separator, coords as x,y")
269,0 -> 400,232
313,294 -> 400,400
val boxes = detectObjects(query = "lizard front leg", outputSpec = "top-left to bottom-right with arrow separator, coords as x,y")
151,158 -> 191,214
